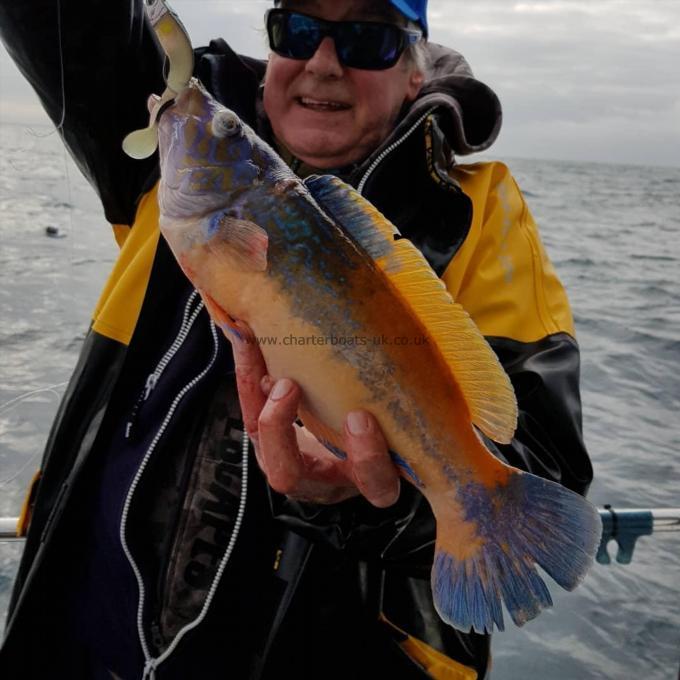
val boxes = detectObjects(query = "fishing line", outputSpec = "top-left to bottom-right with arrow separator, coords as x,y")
21,0 -> 76,253
0,451 -> 42,488
0,382 -> 67,487
0,382 -> 67,417
27,0 -> 66,138
3,0 -> 65,178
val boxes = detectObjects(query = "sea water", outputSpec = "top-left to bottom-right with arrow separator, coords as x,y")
0,124 -> 678,678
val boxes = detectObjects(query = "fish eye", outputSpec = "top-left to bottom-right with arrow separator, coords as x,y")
212,111 -> 241,138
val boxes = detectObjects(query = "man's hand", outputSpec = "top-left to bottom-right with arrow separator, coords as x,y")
227,321 -> 400,508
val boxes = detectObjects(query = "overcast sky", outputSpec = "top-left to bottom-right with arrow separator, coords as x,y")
1,0 -> 679,167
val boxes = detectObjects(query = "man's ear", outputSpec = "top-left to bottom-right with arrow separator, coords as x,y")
405,68 -> 425,102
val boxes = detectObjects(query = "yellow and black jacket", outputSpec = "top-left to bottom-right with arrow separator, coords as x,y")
0,2 -> 592,679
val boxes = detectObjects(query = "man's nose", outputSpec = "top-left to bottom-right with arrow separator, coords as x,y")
304,36 -> 343,78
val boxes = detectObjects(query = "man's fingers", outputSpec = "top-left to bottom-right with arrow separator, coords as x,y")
227,325 -> 400,508
344,411 -> 400,508
257,378 -> 304,493
229,321 -> 267,441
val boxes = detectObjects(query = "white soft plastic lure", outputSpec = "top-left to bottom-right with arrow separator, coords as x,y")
122,0 -> 194,159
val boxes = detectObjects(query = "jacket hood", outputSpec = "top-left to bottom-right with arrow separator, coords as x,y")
390,42 -> 503,156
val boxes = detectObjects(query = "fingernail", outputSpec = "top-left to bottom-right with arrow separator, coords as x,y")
374,485 -> 400,508
347,411 -> 370,435
261,375 -> 273,395
270,378 -> 293,401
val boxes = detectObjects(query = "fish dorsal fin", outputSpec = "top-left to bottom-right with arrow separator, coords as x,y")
305,174 -> 400,261
304,174 -> 517,444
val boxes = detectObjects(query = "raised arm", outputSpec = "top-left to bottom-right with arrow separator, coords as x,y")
0,0 -> 165,225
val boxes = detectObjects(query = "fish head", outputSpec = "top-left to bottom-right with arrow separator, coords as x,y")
156,78 -> 273,226
156,78 -> 281,284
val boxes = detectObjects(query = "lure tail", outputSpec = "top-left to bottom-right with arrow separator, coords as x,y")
431,467 -> 602,634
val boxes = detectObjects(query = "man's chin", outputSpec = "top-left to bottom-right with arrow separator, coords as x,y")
292,149 -> 361,170
284,137 -> 361,170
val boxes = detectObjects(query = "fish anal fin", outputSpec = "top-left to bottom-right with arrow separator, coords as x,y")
298,403 -> 347,460
304,175 -> 517,444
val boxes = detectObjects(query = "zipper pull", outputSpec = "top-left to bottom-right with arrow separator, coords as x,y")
144,373 -> 158,400
142,659 -> 157,680
125,373 -> 158,440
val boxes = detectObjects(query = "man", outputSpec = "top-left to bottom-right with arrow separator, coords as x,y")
0,0 -> 593,678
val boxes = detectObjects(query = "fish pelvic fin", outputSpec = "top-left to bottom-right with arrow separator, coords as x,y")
298,404 -> 347,460
304,174 -> 517,444
431,467 -> 602,634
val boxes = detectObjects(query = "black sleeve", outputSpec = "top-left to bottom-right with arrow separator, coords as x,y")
0,0 -> 165,225
485,333 -> 593,495
270,332 -> 593,577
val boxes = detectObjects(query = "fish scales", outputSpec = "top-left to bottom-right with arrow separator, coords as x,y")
171,155 -> 462,479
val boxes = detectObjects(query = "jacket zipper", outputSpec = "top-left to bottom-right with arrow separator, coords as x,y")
125,290 -> 203,440
357,108 -> 435,196
141,427 -> 249,680
119,314 -> 250,679
132,110 -> 434,680
151,385 -> 219,634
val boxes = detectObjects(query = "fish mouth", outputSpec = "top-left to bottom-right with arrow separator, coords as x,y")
154,97 -> 177,123
296,96 -> 352,112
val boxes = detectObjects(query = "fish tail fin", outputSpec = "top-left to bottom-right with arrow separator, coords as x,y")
431,467 -> 602,634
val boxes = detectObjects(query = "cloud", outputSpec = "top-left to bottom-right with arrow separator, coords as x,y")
426,0 -> 680,166
1,0 -> 678,166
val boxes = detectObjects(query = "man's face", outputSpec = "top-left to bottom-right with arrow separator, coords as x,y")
263,0 -> 424,169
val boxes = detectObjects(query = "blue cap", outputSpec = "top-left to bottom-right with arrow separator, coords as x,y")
390,0 -> 428,37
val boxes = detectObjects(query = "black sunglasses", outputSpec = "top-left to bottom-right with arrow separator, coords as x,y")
265,9 -> 422,71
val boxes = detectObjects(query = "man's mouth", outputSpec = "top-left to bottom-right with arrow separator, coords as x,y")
297,97 -> 351,112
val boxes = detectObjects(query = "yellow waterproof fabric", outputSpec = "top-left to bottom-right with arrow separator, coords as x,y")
443,162 -> 575,343
91,185 -> 161,345
380,615 -> 478,679
16,469 -> 41,538
90,162 -> 574,349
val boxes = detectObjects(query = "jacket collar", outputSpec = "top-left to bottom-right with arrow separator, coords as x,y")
274,42 -> 502,177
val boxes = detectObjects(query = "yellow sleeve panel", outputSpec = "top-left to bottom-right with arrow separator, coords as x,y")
91,183 -> 161,346
442,162 -> 575,343
379,615 -> 478,680
112,223 -> 131,249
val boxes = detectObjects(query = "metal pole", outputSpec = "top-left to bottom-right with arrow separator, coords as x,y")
0,517 -> 20,541
597,507 -> 680,564
2,508 -> 678,544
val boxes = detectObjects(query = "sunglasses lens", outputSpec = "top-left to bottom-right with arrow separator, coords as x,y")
267,10 -> 409,71
337,23 -> 402,70
267,11 -> 321,60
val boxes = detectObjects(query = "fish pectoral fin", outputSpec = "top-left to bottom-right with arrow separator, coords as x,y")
205,214 -> 268,272
304,175 -> 517,445
430,463 -> 602,634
